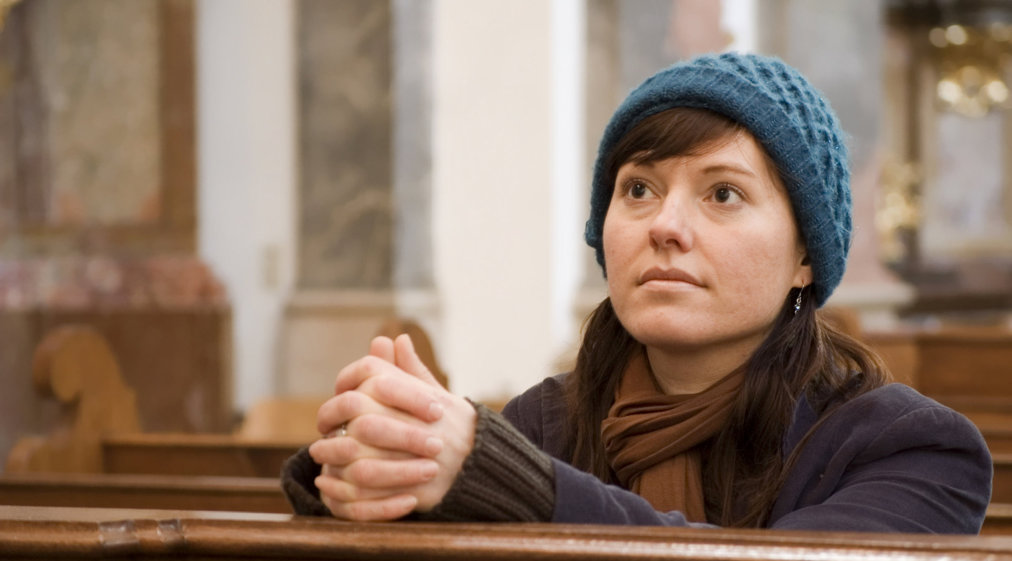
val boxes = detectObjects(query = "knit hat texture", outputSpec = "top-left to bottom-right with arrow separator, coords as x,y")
585,52 -> 851,307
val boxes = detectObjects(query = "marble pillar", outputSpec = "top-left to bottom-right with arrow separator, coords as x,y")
281,0 -> 435,396
0,0 -> 161,234
297,0 -> 394,291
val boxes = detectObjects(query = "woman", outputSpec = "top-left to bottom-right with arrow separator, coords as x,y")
282,52 -> 992,532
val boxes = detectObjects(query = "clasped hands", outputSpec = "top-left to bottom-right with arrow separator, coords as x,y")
309,334 -> 477,521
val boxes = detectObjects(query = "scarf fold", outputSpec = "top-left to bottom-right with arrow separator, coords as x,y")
601,346 -> 745,522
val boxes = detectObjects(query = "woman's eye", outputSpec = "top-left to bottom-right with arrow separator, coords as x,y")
629,181 -> 649,198
713,185 -> 743,204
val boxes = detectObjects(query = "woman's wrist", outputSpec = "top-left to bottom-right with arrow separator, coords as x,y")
416,402 -> 555,522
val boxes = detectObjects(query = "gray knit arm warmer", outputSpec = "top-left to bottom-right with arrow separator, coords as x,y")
415,402 -> 555,522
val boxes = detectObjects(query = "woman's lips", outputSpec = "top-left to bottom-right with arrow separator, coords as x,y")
638,266 -> 703,287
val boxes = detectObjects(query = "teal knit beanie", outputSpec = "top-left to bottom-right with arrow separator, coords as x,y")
585,52 -> 851,308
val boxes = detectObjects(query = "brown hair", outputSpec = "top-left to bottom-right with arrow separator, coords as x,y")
565,108 -> 890,527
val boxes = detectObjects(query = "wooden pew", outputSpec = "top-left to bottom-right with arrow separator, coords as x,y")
101,434 -> 299,478
1,505 -> 1011,560
1,325 -> 297,514
906,327 -> 1012,409
863,326 -> 1012,411
2,471 -> 1007,532
7,319 -> 448,479
5,325 -> 142,474
964,411 -> 1012,455
0,473 -> 288,513
996,453 -> 1012,504
5,324 -> 304,479
988,504 -> 1012,536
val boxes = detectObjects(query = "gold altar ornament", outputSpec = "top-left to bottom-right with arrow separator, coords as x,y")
929,23 -> 1012,118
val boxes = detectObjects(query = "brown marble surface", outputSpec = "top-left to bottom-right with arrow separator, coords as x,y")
297,0 -> 394,290
0,0 -> 162,228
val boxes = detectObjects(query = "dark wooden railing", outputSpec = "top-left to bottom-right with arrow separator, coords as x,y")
1,506 -> 1011,560
0,472 -> 289,513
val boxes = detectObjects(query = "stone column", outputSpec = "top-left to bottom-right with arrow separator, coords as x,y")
280,0 -> 437,396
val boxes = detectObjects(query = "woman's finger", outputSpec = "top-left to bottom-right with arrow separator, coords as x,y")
314,471 -> 413,503
352,413 -> 444,457
309,419 -> 441,466
369,336 -> 395,363
309,434 -> 415,467
333,355 -> 395,395
317,483 -> 418,522
358,374 -> 444,423
329,356 -> 443,425
335,457 -> 439,489
316,389 -> 380,436
333,354 -> 441,413
393,334 -> 441,386
317,385 -> 427,436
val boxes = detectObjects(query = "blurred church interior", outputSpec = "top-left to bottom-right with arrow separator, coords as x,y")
0,0 -> 1010,482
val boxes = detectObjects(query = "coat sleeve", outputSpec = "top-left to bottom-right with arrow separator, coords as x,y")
769,391 -> 992,534
280,446 -> 329,516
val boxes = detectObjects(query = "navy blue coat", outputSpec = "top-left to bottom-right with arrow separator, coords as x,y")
502,375 -> 992,533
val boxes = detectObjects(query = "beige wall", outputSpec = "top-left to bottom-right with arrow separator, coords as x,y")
431,0 -> 583,401
197,0 -> 297,410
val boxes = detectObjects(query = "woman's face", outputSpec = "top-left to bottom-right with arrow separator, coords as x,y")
603,131 -> 811,358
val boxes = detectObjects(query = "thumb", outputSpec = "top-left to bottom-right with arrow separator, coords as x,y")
393,334 -> 440,387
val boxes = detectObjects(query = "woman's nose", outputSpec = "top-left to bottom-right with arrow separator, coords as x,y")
648,195 -> 694,252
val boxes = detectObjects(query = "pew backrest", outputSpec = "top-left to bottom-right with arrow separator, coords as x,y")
6,325 -> 140,473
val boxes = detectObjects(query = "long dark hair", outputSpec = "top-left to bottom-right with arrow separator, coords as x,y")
564,108 -> 890,527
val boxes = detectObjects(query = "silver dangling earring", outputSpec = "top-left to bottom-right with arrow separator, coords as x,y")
793,284 -> 805,316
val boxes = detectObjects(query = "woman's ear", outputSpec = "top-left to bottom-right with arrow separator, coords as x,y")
794,251 -> 812,287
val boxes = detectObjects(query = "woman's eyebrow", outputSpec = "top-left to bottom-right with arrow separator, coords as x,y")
699,163 -> 759,178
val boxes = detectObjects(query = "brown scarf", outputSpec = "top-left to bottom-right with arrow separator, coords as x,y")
601,346 -> 745,522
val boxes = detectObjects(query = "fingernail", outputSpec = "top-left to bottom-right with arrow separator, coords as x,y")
428,402 -> 444,420
424,436 -> 443,456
